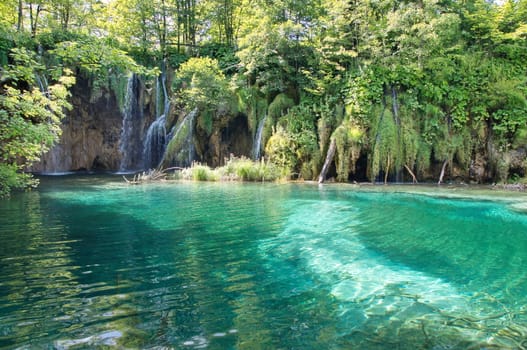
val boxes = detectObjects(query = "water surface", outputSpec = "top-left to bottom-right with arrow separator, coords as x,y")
1,177 -> 527,349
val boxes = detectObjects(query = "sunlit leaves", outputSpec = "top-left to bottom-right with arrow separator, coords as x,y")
175,57 -> 234,133
0,48 -> 74,196
51,38 -> 157,77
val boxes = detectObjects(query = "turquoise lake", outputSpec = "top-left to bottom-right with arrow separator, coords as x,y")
1,177 -> 527,349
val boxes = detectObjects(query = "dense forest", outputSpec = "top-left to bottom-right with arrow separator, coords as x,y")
1,0 -> 526,196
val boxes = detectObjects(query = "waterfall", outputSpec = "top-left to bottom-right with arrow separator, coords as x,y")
35,45 -> 50,98
118,74 -> 144,172
155,67 -> 171,119
252,114 -> 267,160
160,67 -> 171,118
143,115 -> 167,169
35,73 -> 49,97
142,69 -> 172,170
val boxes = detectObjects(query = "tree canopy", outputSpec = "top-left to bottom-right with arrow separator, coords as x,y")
1,0 -> 526,195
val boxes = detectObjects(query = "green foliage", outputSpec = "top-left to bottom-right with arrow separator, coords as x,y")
1,0 -> 527,185
0,48 -> 74,197
345,72 -> 384,125
262,93 -> 295,150
177,157 -> 281,182
108,72 -> 129,112
333,121 -> 364,182
52,37 -> 155,77
198,42 -> 239,74
186,163 -> 219,181
221,156 -> 281,181
50,34 -> 158,101
175,57 -> 235,135
369,108 -> 398,181
264,126 -> 296,178
268,93 -> 295,121
236,85 -> 267,134
278,103 -> 321,180
0,163 -> 38,198
236,12 -> 316,96
0,28 -> 14,66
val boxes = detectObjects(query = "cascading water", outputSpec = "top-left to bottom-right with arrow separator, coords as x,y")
35,73 -> 49,97
160,67 -> 171,119
143,115 -> 167,169
252,114 -> 267,160
118,74 -> 144,172
142,69 -> 172,170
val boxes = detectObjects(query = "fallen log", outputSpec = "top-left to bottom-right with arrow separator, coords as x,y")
318,138 -> 337,184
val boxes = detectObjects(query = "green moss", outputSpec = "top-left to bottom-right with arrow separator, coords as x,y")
513,126 -> 527,149
265,126 -> 296,178
109,73 -> 130,112
268,93 -> 295,121
163,117 -> 193,167
332,121 -> 364,182
369,108 -> 398,181
416,142 -> 432,176
197,110 -> 213,135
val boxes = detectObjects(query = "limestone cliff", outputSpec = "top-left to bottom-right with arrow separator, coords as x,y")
29,74 -> 155,173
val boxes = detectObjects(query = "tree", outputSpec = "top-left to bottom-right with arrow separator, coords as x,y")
174,57 -> 234,134
199,0 -> 244,47
0,48 -> 75,197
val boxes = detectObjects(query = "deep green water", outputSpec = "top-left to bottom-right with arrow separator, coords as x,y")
1,177 -> 527,349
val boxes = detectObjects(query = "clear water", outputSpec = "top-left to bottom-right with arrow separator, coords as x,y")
1,178 -> 527,349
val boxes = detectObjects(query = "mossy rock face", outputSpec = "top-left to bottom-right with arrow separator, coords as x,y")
513,127 -> 527,149
162,111 -> 197,168
333,122 -> 364,182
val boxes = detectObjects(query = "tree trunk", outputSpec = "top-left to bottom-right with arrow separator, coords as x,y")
384,158 -> 390,184
438,160 -> 448,185
318,138 -> 336,184
404,164 -> 418,184
61,4 -> 70,30
29,4 -> 42,38
17,0 -> 23,32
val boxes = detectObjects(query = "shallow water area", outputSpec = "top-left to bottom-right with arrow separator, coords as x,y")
1,177 -> 527,349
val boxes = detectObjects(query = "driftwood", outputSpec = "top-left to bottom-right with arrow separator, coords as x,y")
123,167 -> 184,184
318,138 -> 337,184
384,158 -> 391,184
404,164 -> 418,184
438,160 -> 448,185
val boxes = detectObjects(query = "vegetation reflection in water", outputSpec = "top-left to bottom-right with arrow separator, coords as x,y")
1,177 -> 527,349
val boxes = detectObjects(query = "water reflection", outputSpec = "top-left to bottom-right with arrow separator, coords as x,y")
1,180 -> 527,349
1,192 -> 81,345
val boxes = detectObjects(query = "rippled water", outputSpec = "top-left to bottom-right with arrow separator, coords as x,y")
1,177 -> 527,349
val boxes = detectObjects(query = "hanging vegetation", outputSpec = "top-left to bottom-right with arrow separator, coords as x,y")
1,0 -> 527,196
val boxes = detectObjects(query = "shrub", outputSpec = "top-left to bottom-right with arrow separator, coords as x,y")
265,126 -> 296,178
220,156 -> 281,182
188,163 -> 219,181
169,157 -> 283,183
